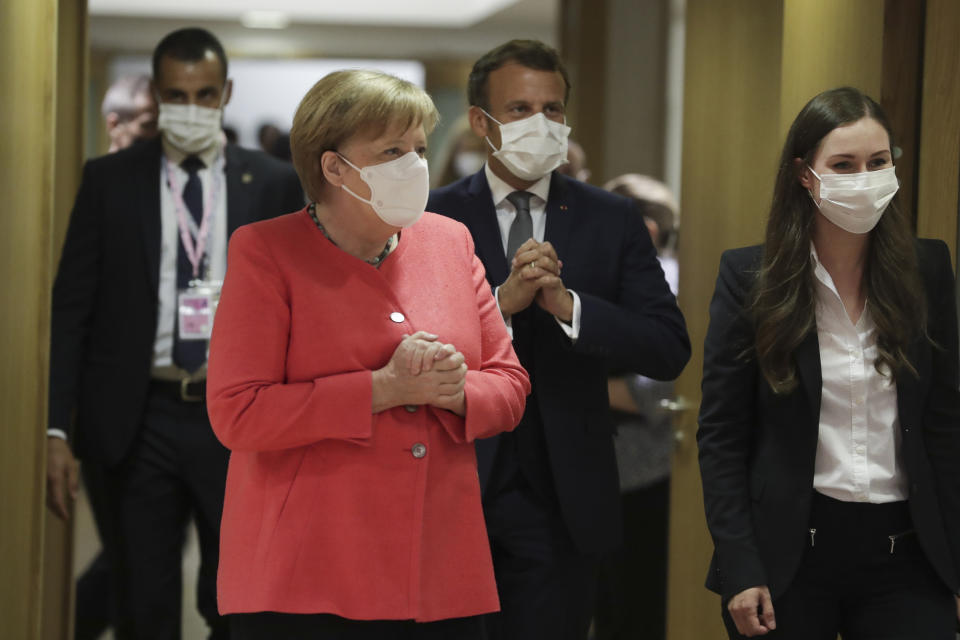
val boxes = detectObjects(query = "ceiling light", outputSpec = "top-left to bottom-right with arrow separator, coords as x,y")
241,10 -> 290,29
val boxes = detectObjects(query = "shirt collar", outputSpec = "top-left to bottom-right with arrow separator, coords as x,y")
810,242 -> 831,288
810,241 -> 872,328
160,132 -> 225,170
484,162 -> 551,207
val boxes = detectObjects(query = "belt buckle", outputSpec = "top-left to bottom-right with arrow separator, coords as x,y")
180,378 -> 203,402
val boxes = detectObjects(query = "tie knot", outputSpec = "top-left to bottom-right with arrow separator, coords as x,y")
506,190 -> 532,214
181,155 -> 205,174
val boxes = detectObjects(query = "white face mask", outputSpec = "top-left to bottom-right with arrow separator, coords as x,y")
338,151 -> 429,228
483,110 -> 571,181
157,100 -> 223,154
807,165 -> 899,234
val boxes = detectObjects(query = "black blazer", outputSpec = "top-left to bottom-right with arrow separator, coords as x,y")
428,170 -> 690,552
697,240 -> 960,600
49,138 -> 304,466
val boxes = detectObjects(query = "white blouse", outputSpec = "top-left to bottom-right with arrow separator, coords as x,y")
811,246 -> 908,503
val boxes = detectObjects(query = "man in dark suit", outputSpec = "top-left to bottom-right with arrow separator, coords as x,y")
427,39 -> 690,640
44,28 -> 303,639
70,72 -> 161,640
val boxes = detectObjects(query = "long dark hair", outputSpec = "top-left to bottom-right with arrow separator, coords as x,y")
750,87 -> 924,393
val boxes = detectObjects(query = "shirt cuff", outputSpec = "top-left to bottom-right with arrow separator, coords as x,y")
494,285 -> 514,340
554,289 -> 581,342
47,428 -> 68,441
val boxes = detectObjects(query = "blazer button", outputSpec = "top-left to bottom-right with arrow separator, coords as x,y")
411,443 -> 427,458
390,312 -> 405,323
404,404 -> 418,413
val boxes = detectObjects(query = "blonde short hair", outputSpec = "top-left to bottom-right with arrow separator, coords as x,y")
290,69 -> 439,201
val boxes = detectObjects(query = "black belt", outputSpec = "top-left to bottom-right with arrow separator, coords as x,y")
151,378 -> 206,402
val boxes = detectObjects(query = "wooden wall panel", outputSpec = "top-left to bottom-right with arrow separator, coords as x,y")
560,0 -> 608,181
881,0 -> 926,228
668,2 -> 785,638
0,0 -> 59,637
43,2 -> 88,639
916,0 -> 960,258
779,0 -> 884,137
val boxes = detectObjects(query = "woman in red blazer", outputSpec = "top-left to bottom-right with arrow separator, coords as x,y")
206,70 -> 530,639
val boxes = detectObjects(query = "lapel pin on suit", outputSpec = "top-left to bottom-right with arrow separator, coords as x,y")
242,172 -> 253,184
560,205 -> 568,211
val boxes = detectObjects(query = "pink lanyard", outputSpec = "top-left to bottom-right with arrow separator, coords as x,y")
162,152 -> 224,280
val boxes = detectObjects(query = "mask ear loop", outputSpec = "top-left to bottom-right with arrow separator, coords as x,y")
335,153 -> 375,207
805,164 -> 823,207
479,109 -> 503,154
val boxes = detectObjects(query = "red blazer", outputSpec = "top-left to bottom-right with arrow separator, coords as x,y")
207,209 -> 529,622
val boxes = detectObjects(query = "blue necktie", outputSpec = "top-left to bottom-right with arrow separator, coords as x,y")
173,155 -> 207,373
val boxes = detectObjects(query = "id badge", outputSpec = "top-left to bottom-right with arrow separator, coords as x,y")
177,281 -> 222,340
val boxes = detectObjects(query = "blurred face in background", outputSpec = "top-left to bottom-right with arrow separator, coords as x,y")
105,90 -> 158,152
556,139 -> 590,182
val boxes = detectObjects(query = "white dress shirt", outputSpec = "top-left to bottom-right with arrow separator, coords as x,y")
152,138 -> 228,379
811,245 -> 907,503
484,163 -> 581,340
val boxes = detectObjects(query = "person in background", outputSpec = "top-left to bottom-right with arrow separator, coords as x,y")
428,39 -> 690,640
257,122 -> 281,154
222,125 -> 239,145
556,139 -> 590,183
101,74 -> 158,153
45,27 -> 303,639
605,174 -> 678,290
698,86 -> 960,639
268,132 -> 292,161
432,115 -> 488,188
207,68 -> 529,639
593,174 -> 679,640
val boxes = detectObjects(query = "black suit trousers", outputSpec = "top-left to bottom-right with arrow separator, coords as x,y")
594,477 -> 671,640
97,384 -> 229,640
229,612 -> 484,639
482,476 -> 599,640
722,492 -> 956,640
75,463 -> 116,640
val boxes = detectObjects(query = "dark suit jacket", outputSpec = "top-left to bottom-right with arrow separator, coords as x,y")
428,170 -> 690,553
49,138 -> 304,467
697,240 -> 960,600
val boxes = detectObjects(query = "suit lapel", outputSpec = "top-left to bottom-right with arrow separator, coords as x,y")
795,329 -> 822,423
543,173 -> 574,259
139,140 -> 163,293
224,144 -> 253,237
896,338 -> 924,430
465,171 -> 510,286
